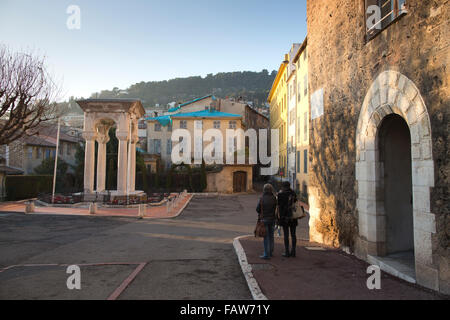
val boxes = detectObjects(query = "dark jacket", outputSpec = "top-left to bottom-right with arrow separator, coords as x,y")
277,188 -> 298,227
256,192 -> 277,223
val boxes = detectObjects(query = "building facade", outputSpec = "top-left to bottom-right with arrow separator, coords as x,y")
268,57 -> 288,179
146,109 -> 245,169
294,39 -> 309,200
307,0 -> 448,293
1,124 -> 81,175
287,44 -> 301,187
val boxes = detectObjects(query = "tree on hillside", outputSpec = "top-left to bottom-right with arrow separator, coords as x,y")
0,46 -> 59,145
90,70 -> 276,109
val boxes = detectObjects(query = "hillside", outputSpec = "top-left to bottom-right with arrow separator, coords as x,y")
59,70 -> 276,114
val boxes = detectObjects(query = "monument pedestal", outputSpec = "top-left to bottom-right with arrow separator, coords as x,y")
82,190 -> 146,203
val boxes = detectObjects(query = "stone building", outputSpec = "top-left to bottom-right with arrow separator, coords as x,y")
0,124 -> 81,175
306,0 -> 448,293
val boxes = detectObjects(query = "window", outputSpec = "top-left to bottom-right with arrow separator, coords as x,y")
304,74 -> 308,96
213,121 -> 221,129
180,120 -> 187,129
166,139 -> 172,155
36,147 -> 41,159
298,82 -> 302,102
155,123 -> 162,132
304,112 -> 308,141
45,149 -> 51,159
59,143 -> 64,156
154,139 -> 161,155
28,147 -> 33,160
304,149 -> 308,173
229,121 -> 237,129
365,0 -> 407,40
195,120 -> 203,130
297,151 -> 301,172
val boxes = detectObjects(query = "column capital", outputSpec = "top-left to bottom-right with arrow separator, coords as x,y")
82,131 -> 97,141
96,134 -> 110,145
130,134 -> 139,144
116,131 -> 129,141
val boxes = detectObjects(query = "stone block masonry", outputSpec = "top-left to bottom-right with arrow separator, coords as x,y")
306,0 -> 449,294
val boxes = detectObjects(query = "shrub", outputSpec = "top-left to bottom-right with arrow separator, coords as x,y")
5,175 -> 53,201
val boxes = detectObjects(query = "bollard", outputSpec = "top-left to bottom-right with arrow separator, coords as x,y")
89,202 -> 97,215
138,204 -> 145,218
25,201 -> 35,214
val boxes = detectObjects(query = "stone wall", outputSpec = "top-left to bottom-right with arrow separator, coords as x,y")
307,0 -> 449,293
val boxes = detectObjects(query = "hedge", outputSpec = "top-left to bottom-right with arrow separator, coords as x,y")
5,175 -> 53,201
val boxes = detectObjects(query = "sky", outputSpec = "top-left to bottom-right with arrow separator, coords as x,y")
0,0 -> 307,101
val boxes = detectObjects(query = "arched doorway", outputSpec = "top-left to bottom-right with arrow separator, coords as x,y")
378,114 -> 413,255
233,171 -> 247,193
355,70 -> 438,289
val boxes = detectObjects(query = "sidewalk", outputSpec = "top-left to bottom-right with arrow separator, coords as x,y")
236,233 -> 447,300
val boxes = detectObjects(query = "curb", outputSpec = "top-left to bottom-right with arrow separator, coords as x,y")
152,194 -> 194,219
233,235 -> 268,300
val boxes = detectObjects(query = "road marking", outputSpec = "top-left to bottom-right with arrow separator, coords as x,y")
137,232 -> 233,244
107,263 -> 147,300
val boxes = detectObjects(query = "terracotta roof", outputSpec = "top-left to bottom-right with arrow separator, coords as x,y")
0,165 -> 23,174
23,135 -> 55,147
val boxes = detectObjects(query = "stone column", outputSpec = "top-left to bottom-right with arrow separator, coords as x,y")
96,133 -> 110,192
82,131 -> 97,193
128,135 -> 138,192
116,131 -> 129,195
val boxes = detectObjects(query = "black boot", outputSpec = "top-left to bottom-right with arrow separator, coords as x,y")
291,238 -> 297,257
290,247 -> 296,258
282,245 -> 290,257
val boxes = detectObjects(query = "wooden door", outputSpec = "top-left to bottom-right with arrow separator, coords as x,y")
233,171 -> 247,193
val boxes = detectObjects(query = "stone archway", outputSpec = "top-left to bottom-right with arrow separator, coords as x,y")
77,99 -> 145,197
355,70 -> 438,290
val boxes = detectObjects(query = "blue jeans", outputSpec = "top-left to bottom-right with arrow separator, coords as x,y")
263,221 -> 275,257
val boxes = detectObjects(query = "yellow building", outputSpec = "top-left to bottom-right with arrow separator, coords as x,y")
146,109 -> 245,168
293,38 -> 309,199
268,54 -> 289,178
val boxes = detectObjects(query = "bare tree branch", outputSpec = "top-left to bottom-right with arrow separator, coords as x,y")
0,46 -> 60,145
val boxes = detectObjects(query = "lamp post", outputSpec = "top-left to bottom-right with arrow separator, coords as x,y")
52,118 -> 61,204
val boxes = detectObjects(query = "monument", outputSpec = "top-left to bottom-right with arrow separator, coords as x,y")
76,99 -> 146,201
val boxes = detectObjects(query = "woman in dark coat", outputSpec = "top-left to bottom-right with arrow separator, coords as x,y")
256,184 -> 277,259
277,181 -> 298,257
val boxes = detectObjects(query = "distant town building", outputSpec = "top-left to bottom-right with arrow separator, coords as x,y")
0,123 -> 82,175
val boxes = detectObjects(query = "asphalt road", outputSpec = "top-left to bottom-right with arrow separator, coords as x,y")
0,194 -> 261,300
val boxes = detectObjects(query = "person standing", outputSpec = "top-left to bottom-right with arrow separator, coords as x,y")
256,184 -> 277,259
277,181 -> 298,257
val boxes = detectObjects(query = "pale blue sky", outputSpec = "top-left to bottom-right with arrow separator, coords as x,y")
0,0 -> 307,100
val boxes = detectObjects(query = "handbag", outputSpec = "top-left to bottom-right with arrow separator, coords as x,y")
254,199 -> 267,238
292,201 -> 307,219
